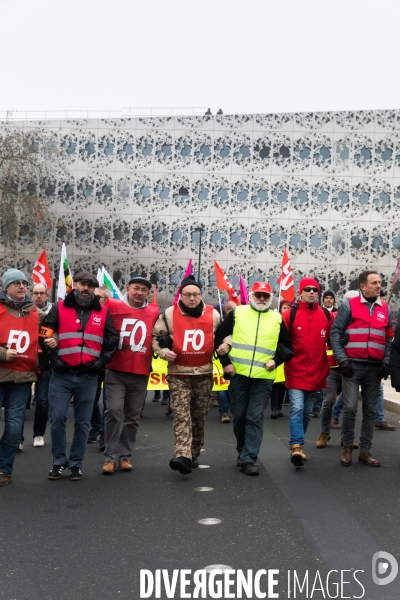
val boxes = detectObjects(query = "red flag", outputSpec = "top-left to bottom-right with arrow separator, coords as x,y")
214,260 -> 240,306
151,286 -> 157,304
32,249 -> 52,289
277,247 -> 294,302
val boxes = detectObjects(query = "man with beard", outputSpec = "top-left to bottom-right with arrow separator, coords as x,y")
43,272 -> 117,481
152,275 -> 221,475
214,282 -> 293,475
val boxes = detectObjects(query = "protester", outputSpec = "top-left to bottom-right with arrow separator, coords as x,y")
101,277 -> 159,474
153,275 -> 220,475
215,282 -> 293,475
217,300 -> 236,424
44,271 -> 118,481
331,271 -> 393,467
270,299 -> 292,419
322,290 -> 337,313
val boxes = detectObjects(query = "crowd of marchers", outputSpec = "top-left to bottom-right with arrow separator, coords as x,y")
0,266 -> 400,487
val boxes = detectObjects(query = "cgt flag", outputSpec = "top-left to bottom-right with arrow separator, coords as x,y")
277,247 -> 295,302
57,243 -> 72,299
32,248 -> 52,289
214,260 -> 240,306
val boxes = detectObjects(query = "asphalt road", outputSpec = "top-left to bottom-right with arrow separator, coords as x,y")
1,394 -> 400,600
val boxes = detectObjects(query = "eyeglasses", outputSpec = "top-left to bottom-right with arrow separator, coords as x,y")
12,281 -> 28,287
129,286 -> 148,293
181,292 -> 201,298
253,292 -> 271,299
32,291 -> 47,295
303,286 -> 319,293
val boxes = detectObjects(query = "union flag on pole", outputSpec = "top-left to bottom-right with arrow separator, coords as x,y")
32,248 -> 52,289
57,243 -> 73,299
277,247 -> 295,302
214,260 -> 240,306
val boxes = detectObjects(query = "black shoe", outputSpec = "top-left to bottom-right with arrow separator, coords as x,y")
69,466 -> 83,481
98,434 -> 105,452
312,411 -> 320,418
236,457 -> 241,467
152,391 -> 161,402
271,410 -> 278,419
240,462 -> 259,476
87,429 -> 98,443
191,456 -> 199,468
48,462 -> 68,480
169,457 -> 192,474
277,411 -> 284,417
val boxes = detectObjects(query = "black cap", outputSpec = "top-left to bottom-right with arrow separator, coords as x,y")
323,289 -> 335,301
128,276 -> 152,290
74,271 -> 99,287
180,274 -> 202,292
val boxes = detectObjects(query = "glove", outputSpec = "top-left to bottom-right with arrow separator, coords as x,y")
52,358 -> 71,374
377,363 -> 390,380
86,360 -> 104,375
340,333 -> 349,346
340,360 -> 354,379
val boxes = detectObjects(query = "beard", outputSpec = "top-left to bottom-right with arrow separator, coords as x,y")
75,289 -> 94,306
250,296 -> 272,312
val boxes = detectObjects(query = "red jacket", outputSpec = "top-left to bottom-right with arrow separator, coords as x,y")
282,301 -> 332,390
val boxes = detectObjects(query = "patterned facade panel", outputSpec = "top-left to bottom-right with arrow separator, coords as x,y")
1,110 -> 400,312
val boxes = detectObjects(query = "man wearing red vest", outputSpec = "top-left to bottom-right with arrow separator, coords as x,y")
331,270 -> 394,467
43,271 -> 118,481
152,275 -> 221,475
0,269 -> 52,487
102,276 -> 159,474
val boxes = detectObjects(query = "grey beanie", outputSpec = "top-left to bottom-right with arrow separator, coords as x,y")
2,268 -> 29,290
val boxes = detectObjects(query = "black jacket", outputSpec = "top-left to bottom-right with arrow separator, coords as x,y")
43,291 -> 118,370
390,320 -> 400,391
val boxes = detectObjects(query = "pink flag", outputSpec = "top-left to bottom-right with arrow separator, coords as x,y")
172,259 -> 193,305
239,274 -> 249,305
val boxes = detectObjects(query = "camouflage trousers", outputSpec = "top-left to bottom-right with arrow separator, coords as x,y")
168,375 -> 213,459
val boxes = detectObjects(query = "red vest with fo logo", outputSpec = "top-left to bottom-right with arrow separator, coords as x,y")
0,304 -> 38,371
173,304 -> 214,367
106,299 -> 159,375
57,301 -> 107,366
344,296 -> 390,361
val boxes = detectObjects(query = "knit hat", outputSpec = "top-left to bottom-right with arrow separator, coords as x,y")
299,277 -> 320,294
73,271 -> 99,287
2,268 -> 29,290
180,274 -> 202,291
323,289 -> 335,301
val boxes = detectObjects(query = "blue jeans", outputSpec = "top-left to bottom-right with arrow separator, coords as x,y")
33,368 -> 52,437
312,390 -> 323,413
0,382 -> 32,474
229,374 -> 273,464
288,388 -> 314,446
90,370 -> 106,433
48,372 -> 99,468
217,391 -> 229,415
332,392 -> 343,420
374,382 -> 385,423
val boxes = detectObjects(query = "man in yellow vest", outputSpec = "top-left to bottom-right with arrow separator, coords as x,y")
215,282 -> 293,476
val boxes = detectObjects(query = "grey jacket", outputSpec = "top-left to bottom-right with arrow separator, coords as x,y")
331,295 -> 393,365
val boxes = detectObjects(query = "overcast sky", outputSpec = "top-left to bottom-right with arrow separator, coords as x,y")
1,0 -> 399,116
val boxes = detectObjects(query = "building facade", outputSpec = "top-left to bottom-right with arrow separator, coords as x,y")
1,110 -> 400,310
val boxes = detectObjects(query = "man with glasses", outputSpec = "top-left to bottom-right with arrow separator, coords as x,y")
0,269 -> 53,486
215,282 -> 293,475
153,275 -> 221,475
31,283 -> 53,447
101,277 -> 159,475
43,271 -> 118,481
282,278 -> 333,467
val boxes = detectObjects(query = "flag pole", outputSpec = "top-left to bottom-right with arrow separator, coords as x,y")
277,284 -> 282,312
217,289 -> 223,320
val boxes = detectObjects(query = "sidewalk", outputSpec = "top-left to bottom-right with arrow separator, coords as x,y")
383,378 -> 400,413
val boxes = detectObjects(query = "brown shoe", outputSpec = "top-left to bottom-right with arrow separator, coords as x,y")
212,398 -> 219,407
119,458 -> 133,471
340,438 -> 359,449
290,444 -> 304,467
340,446 -> 353,466
221,413 -> 230,423
331,417 -> 340,429
359,452 -> 380,467
0,472 -> 11,486
101,461 -> 116,475
316,432 -> 331,448
374,421 -> 396,431
165,406 -> 172,416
